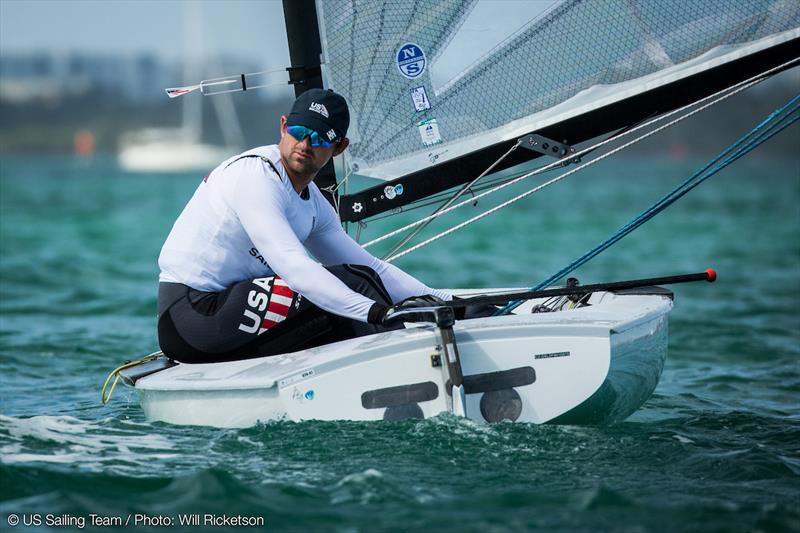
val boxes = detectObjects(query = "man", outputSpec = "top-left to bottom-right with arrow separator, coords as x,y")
157,88 -> 450,363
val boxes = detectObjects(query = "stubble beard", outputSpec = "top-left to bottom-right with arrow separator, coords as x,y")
279,138 -> 320,183
286,151 -> 320,180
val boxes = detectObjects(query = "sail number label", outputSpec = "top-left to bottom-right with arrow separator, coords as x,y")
397,43 -> 426,79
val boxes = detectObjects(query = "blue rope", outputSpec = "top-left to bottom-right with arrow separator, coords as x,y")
497,93 -> 800,315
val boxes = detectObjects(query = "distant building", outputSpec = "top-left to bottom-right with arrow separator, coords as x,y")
0,52 -> 261,104
0,51 -> 175,103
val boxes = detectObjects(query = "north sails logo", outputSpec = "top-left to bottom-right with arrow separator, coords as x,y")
309,102 -> 329,118
326,129 -> 336,141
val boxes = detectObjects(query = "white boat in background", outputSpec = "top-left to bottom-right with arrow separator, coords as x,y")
118,2 -> 243,173
118,127 -> 236,173
105,1 -> 798,427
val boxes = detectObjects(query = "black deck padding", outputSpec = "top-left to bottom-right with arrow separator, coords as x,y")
463,366 -> 536,394
361,381 -> 439,409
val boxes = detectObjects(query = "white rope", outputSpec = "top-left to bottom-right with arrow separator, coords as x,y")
372,57 -> 799,261
331,151 -> 353,194
381,139 -> 523,258
385,80 -> 761,261
325,153 -> 354,216
365,58 -> 798,253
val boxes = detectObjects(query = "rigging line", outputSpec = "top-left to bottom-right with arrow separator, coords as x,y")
498,94 -> 800,314
382,73 -> 773,263
362,56 -> 796,252
366,118 -> 652,223
364,142 -> 589,248
498,108 -> 800,314
325,155 -> 354,219
381,141 -> 522,257
606,101 -> 800,242
330,153 -> 353,195
384,59 -> 798,261
381,139 -> 523,259
368,57 -> 800,252
603,103 -> 800,246
590,110 -> 799,277
321,181 -> 342,215
368,137 -> 600,222
365,124 -> 641,223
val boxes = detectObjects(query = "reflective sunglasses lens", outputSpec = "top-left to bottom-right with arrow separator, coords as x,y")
307,131 -> 324,147
287,125 -> 310,142
287,125 -> 335,148
317,136 -> 336,148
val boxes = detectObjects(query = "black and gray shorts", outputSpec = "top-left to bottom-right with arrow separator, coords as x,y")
157,264 -> 398,364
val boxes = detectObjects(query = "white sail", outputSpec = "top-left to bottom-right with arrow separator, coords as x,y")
316,0 -> 800,181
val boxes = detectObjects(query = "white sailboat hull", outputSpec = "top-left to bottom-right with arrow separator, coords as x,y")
123,290 -> 672,428
118,137 -> 236,173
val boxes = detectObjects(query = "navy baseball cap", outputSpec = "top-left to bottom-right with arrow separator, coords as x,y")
286,88 -> 350,143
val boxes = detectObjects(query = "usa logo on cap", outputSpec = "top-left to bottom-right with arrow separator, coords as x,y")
309,102 -> 329,118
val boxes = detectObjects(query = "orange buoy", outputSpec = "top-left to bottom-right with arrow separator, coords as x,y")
74,130 -> 96,157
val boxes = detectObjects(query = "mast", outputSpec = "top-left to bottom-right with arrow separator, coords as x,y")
183,1 -> 202,141
282,0 -> 337,206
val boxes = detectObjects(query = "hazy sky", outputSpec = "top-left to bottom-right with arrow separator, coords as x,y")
0,0 -> 291,67
0,0 -> 555,81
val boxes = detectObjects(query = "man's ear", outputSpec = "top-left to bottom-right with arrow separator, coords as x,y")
279,116 -> 288,136
332,137 -> 349,156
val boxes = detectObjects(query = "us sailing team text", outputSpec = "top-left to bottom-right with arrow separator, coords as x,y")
10,513 -> 265,528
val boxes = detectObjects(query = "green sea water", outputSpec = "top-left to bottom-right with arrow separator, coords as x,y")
1,152 -> 799,532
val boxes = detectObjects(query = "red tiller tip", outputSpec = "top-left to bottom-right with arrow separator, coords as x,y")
705,268 -> 717,282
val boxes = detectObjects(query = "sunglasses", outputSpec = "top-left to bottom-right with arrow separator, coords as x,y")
286,125 -> 339,148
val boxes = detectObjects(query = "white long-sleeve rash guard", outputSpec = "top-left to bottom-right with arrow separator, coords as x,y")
158,145 -> 450,322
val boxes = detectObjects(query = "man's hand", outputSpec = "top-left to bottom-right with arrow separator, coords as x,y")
368,295 -> 446,325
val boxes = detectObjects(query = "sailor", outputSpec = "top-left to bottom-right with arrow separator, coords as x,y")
156,88 -> 450,363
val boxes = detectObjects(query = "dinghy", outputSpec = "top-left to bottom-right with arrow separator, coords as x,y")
120,289 -> 670,428
105,1 -> 799,427
110,273 -> 715,427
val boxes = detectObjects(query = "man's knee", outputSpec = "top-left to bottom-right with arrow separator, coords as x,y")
325,263 -> 377,278
325,264 -> 392,304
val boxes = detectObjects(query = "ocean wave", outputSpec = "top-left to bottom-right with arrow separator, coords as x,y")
0,415 -> 177,474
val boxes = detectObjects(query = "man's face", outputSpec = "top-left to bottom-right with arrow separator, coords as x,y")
278,116 -> 348,179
